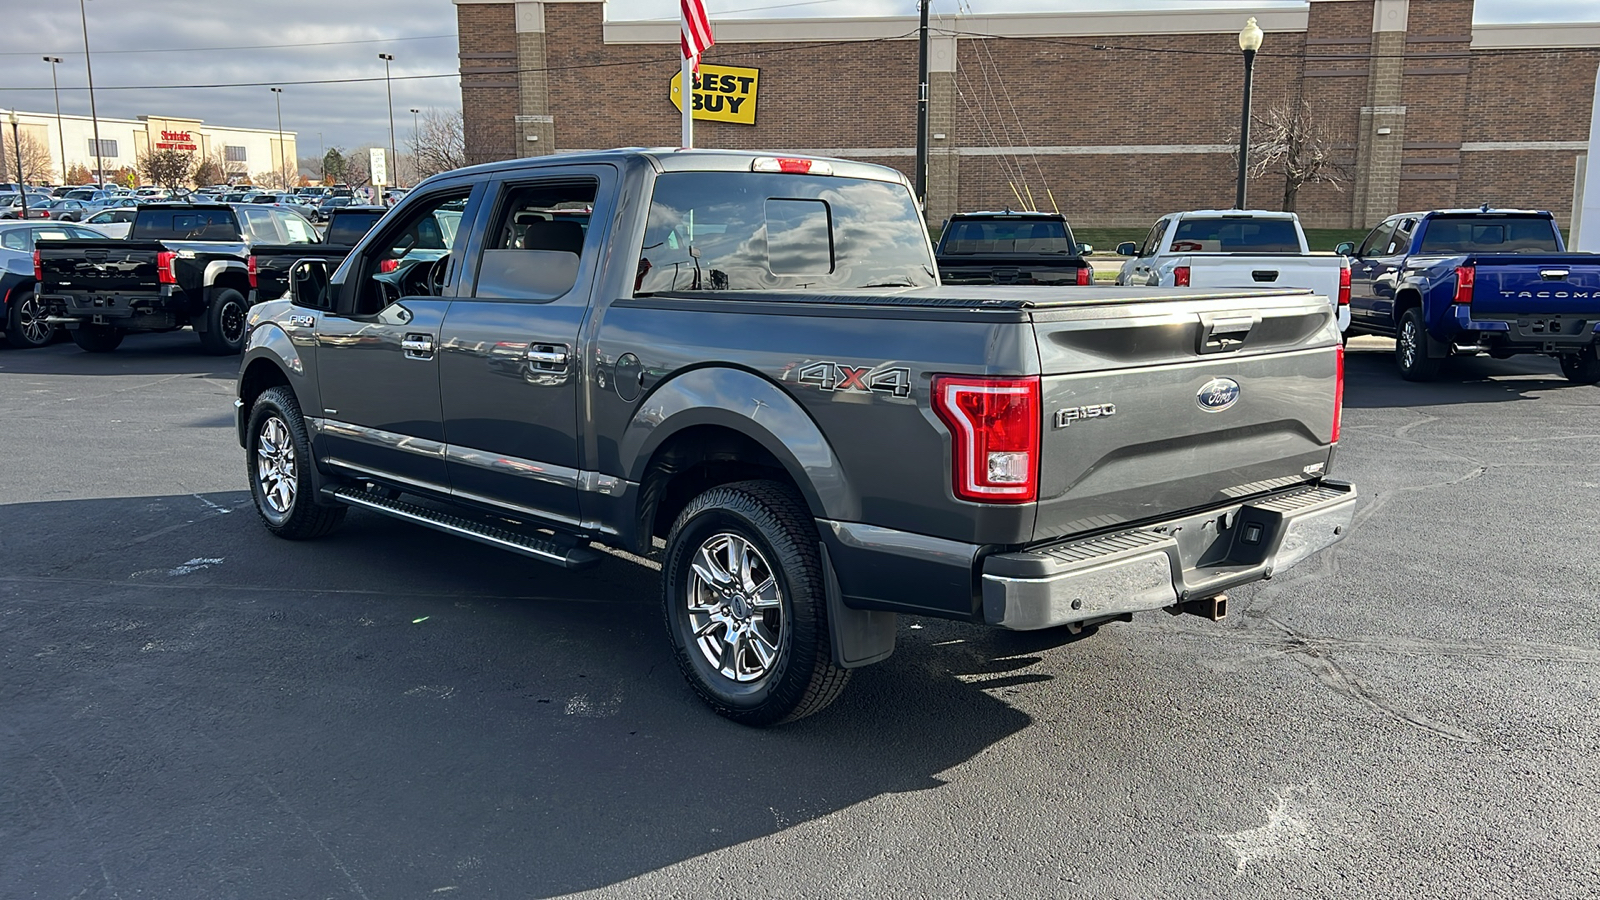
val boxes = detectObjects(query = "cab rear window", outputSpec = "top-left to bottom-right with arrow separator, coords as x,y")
1169,218 -> 1301,253
132,208 -> 242,241
326,212 -> 385,245
940,218 -> 1074,255
1417,216 -> 1560,254
635,171 -> 936,293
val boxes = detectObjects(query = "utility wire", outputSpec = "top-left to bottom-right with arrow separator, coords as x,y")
0,33 -> 457,58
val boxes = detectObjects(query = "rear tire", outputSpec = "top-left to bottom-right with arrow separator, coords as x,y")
198,288 -> 249,355
1395,308 -> 1441,382
4,288 -> 54,349
247,386 -> 346,540
1559,348 -> 1600,385
70,324 -> 124,353
662,480 -> 850,726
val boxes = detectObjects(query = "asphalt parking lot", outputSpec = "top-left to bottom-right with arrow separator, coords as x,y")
3,333 -> 1598,899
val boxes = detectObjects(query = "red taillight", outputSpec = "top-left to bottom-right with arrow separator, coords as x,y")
751,156 -> 834,175
1173,265 -> 1191,287
1337,261 -> 1351,307
32,248 -> 42,281
156,251 -> 177,285
1332,344 -> 1345,444
246,255 -> 258,289
931,375 -> 1040,504
379,259 -> 399,273
1076,266 -> 1091,286
1453,265 -> 1474,304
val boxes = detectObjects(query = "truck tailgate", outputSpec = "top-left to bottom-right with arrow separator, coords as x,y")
1031,290 -> 1338,542
1464,254 -> 1600,317
40,240 -> 162,295
1181,254 -> 1343,301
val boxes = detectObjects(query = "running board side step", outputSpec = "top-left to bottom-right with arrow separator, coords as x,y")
326,486 -> 602,569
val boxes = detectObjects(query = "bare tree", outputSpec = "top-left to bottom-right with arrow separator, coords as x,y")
194,152 -> 227,189
408,108 -> 465,180
254,155 -> 299,191
1238,98 -> 1350,213
343,146 -> 372,189
1,132 -> 59,184
137,148 -> 197,189
65,162 -> 92,185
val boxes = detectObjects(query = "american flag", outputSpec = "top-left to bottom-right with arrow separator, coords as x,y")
681,0 -> 714,71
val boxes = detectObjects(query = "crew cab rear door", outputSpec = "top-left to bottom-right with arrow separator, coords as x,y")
436,165 -> 614,525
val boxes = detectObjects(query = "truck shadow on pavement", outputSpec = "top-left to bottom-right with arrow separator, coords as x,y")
0,330 -> 238,379
1342,340 -> 1582,408
1,492 -> 1038,899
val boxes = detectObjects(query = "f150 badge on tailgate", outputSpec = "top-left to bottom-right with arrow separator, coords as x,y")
797,362 -> 911,397
1054,404 -> 1116,428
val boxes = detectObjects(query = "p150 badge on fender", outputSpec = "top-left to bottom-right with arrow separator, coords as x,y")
1054,404 -> 1116,428
797,362 -> 911,398
1197,377 -> 1240,412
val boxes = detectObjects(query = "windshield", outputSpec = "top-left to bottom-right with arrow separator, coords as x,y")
941,217 -> 1074,255
1417,215 -> 1561,254
1169,217 -> 1302,253
636,171 -> 936,293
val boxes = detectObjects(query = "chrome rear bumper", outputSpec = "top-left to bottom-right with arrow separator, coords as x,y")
981,481 -> 1356,630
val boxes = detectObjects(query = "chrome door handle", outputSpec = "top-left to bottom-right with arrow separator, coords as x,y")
402,334 -> 435,359
527,343 -> 569,372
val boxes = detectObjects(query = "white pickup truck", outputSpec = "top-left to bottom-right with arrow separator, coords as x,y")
1116,210 -> 1350,332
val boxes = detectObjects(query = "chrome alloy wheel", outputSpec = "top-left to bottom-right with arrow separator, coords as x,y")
16,294 -> 52,345
1399,318 -> 1420,369
686,532 -> 784,684
256,416 -> 297,517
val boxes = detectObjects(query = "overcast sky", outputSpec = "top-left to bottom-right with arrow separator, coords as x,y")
1,0 -> 1594,156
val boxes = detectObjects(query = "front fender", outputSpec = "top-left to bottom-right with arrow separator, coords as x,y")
620,366 -> 857,521
236,318 -> 311,446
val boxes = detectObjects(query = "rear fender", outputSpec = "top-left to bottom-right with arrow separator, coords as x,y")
620,366 -> 857,522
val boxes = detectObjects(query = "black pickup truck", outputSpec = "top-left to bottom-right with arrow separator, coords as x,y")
37,202 -> 322,353
249,205 -> 389,305
238,149 -> 1354,726
935,210 -> 1094,286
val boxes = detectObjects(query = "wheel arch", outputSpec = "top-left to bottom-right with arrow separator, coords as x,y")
622,366 -> 857,543
237,324 -> 309,446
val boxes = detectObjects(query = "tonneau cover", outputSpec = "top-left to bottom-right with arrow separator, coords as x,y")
650,285 -> 1314,310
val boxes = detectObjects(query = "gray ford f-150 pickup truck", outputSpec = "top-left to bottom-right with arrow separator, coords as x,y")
237,149 -> 1355,726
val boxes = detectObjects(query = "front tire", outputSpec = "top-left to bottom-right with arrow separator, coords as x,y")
4,288 -> 54,349
198,288 -> 249,355
1395,308 -> 1442,382
70,324 -> 124,353
662,480 -> 850,726
247,386 -> 345,540
1559,347 -> 1600,385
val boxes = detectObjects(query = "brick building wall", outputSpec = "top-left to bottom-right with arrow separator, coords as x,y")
456,0 -> 1599,230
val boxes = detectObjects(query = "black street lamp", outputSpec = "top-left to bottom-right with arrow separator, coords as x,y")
270,87 -> 286,189
8,110 -> 27,218
409,108 -> 420,185
1234,16 -> 1264,210
43,57 -> 68,185
378,54 -> 397,191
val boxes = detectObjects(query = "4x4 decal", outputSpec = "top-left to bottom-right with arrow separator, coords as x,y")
797,362 -> 912,398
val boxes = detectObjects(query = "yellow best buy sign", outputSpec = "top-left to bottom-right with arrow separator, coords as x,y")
670,64 -> 760,125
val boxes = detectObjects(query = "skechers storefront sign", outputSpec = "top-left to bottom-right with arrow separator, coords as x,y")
669,64 -> 760,125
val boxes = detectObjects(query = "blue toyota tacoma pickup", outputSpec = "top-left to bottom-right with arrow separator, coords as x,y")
1338,208 -> 1600,382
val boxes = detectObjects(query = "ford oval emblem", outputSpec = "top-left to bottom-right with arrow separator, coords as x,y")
1197,377 -> 1240,412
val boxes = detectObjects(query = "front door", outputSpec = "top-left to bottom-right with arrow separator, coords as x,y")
312,185 -> 480,492
437,167 -> 613,527
1348,219 -> 1397,332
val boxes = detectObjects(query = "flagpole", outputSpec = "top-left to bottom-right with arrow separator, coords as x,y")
680,0 -> 694,149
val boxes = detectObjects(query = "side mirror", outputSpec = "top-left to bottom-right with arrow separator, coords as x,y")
1079,243 -> 1094,255
1334,242 -> 1356,256
289,258 -> 333,311
1115,242 -> 1138,256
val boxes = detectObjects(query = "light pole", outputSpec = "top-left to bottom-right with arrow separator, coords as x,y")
1234,16 -> 1263,210
79,0 -> 105,187
43,57 -> 68,185
409,107 -> 420,186
378,53 -> 397,193
8,111 -> 26,218
914,0 -> 930,205
270,87 -> 286,189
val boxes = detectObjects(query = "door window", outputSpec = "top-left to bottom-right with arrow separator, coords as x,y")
353,189 -> 472,315
237,206 -> 283,243
1139,219 -> 1168,257
274,209 -> 319,244
1387,218 -> 1417,255
1357,221 -> 1397,258
474,179 -> 596,300
0,229 -> 28,251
